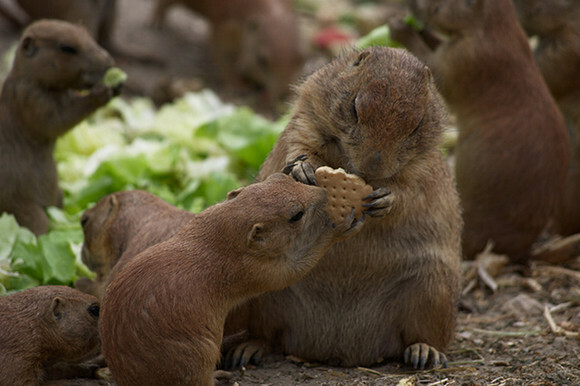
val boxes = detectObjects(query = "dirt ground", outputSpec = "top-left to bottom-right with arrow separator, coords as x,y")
219,257 -> 580,385
1,0 -> 579,385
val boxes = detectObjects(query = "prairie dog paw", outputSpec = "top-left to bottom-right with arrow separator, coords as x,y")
362,187 -> 394,218
283,154 -> 316,185
404,343 -> 447,369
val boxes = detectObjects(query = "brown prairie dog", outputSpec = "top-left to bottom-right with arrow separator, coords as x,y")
100,173 -> 361,385
76,190 -> 195,299
513,0 -> 580,236
0,20 -> 116,235
151,0 -> 305,105
391,0 -> 570,264
228,46 -> 462,369
0,285 -> 101,385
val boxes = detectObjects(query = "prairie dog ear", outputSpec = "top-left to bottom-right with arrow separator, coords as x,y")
247,223 -> 266,247
106,194 -> 119,217
108,195 -> 118,208
81,194 -> 118,228
51,297 -> 65,320
227,187 -> 244,200
21,36 -> 38,57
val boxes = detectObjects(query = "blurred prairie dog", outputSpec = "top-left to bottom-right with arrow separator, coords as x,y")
513,0 -> 580,236
151,0 -> 305,105
0,20 -> 115,235
392,0 -> 570,264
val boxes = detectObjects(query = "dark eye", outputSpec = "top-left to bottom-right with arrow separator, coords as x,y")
352,97 -> 359,123
80,214 -> 89,227
60,45 -> 78,55
289,211 -> 304,223
88,303 -> 100,318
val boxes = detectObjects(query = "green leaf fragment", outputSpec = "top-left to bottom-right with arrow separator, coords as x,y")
102,67 -> 128,88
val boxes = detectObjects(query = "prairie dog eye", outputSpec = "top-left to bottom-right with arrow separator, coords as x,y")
88,303 -> 100,318
289,211 -> 305,223
60,45 -> 78,55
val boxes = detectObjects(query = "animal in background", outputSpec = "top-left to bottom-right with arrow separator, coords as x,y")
0,286 -> 101,385
0,20 -> 118,235
76,190 -> 194,299
100,173 -> 362,385
151,0 -> 305,106
391,0 -> 570,264
0,0 -> 117,50
225,46 -> 462,370
513,0 -> 580,236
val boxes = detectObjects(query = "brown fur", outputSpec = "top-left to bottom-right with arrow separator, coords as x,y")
151,0 -> 304,104
231,46 -> 462,368
76,190 -> 194,299
0,20 -> 115,236
0,286 -> 101,385
100,173 -> 360,385
513,0 -> 580,236
392,0 -> 570,263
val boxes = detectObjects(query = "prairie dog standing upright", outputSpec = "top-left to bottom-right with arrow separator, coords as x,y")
513,0 -> 580,236
227,46 -> 462,369
0,20 -> 117,235
151,0 -> 304,105
391,0 -> 570,263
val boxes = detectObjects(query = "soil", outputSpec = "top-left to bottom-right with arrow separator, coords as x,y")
1,0 -> 579,384
219,257 -> 580,385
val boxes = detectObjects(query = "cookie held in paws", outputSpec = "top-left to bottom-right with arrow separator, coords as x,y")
314,166 -> 373,224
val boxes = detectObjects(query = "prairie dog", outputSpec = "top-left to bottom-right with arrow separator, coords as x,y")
151,0 -> 304,105
100,173 -> 362,385
392,0 -> 570,263
513,0 -> 580,236
0,286 -> 100,385
77,190 -> 194,299
228,46 -> 462,369
0,20 -> 116,235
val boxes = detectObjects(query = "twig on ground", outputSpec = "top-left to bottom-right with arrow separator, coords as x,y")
356,367 -> 387,377
532,234 -> 580,264
427,378 -> 453,386
477,262 -> 498,292
469,328 -> 542,337
536,265 -> 580,282
461,278 -> 477,296
543,305 -> 579,339
549,302 -> 573,314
